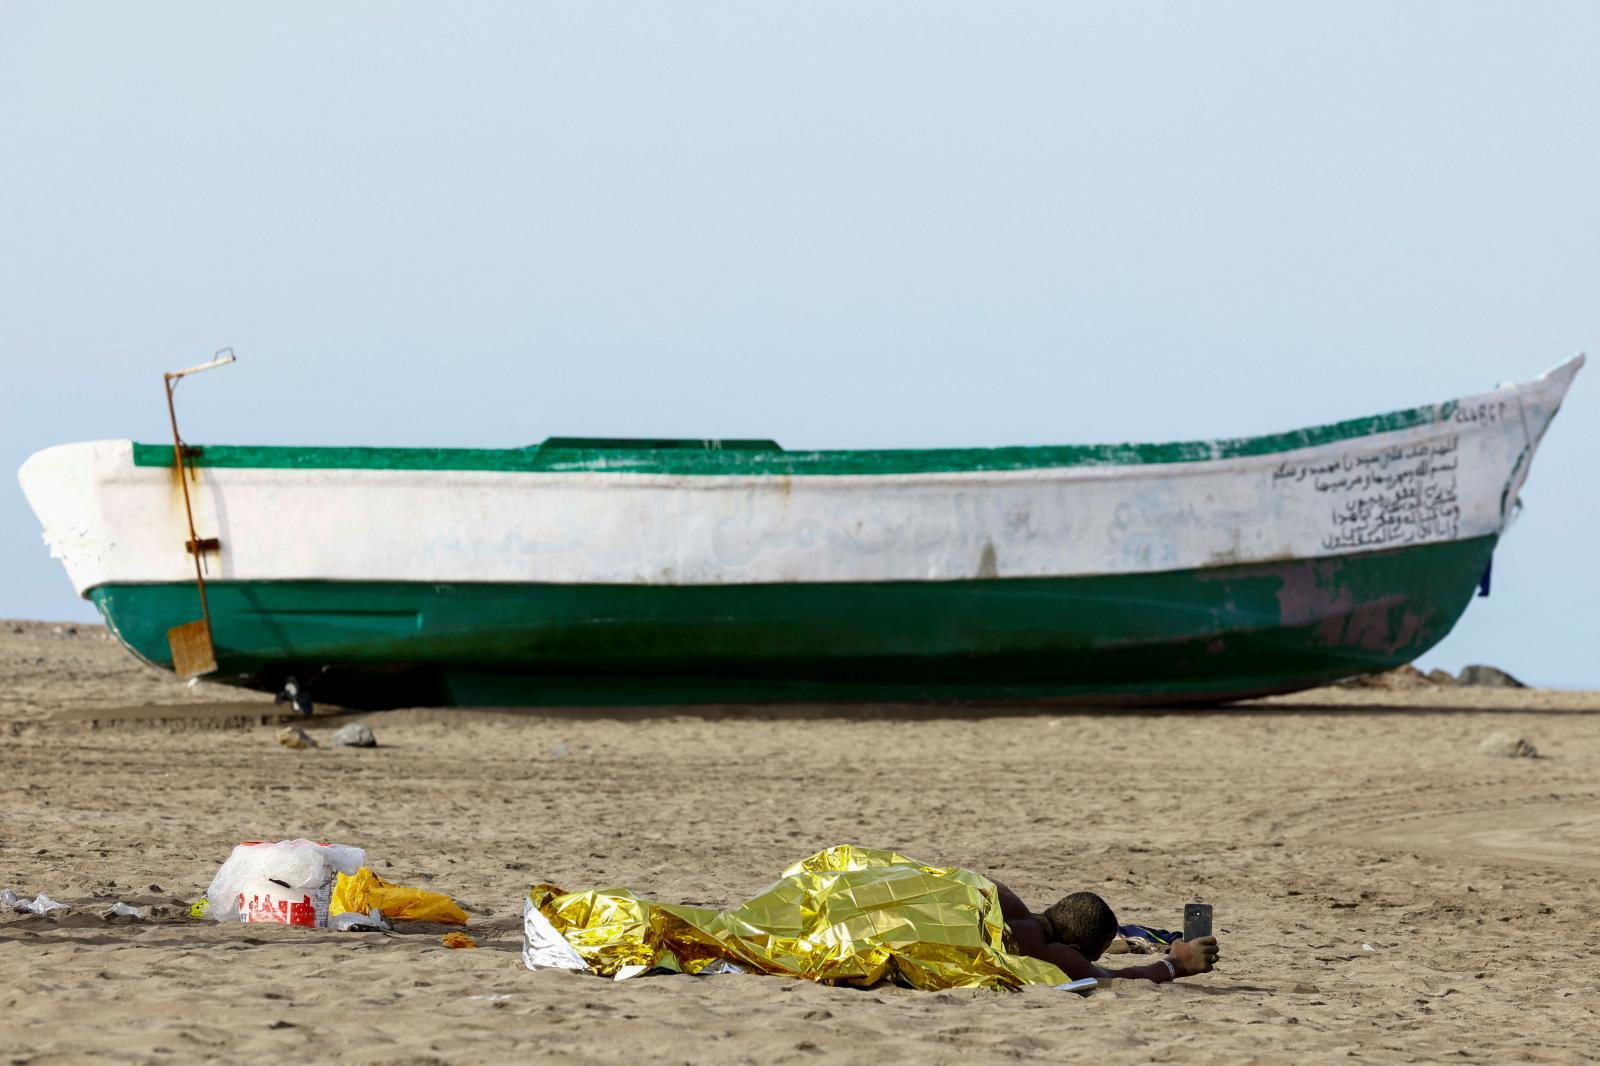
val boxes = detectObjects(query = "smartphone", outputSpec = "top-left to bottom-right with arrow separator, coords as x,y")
1183,903 -> 1213,941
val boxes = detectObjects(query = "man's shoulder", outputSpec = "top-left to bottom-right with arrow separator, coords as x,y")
1006,914 -> 1050,951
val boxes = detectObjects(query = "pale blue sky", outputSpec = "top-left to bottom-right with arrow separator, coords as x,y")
3,3 -> 1596,684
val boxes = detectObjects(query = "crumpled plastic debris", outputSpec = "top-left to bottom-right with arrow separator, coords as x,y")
104,902 -> 142,919
1114,923 -> 1179,955
206,840 -> 366,927
696,959 -> 747,976
328,907 -> 394,932
523,844 -> 1073,991
4,891 -> 70,916
197,844 -> 467,932
26,895 -> 67,916
31,894 -> 71,915
330,867 -> 468,925
441,931 -> 477,949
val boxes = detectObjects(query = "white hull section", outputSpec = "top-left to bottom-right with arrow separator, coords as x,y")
18,360 -> 1581,597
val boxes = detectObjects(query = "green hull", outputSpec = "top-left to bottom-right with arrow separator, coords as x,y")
89,536 -> 1495,708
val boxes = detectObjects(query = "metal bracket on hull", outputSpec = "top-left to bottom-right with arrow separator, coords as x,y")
163,348 -> 236,680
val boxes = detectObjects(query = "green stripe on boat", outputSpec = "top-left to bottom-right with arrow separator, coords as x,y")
88,535 -> 1493,708
130,401 -> 1453,476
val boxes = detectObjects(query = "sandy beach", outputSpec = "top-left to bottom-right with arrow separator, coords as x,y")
3,619 -> 1598,1064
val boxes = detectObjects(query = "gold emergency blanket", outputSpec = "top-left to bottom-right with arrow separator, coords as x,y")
525,844 -> 1071,990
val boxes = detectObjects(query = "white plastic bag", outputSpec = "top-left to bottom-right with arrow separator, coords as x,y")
207,839 -> 366,927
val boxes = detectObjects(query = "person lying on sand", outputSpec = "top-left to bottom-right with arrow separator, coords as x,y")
525,846 -> 1216,990
995,883 -> 1220,982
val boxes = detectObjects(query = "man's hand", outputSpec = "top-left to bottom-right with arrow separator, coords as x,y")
1169,936 -> 1220,976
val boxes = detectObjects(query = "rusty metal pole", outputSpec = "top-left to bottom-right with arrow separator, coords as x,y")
166,372 -> 213,630
163,349 -> 236,678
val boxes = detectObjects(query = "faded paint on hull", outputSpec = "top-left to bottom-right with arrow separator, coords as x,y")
88,535 -> 1495,709
18,358 -> 1580,598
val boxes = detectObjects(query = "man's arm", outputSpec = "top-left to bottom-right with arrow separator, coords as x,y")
1007,915 -> 1179,982
993,881 -> 1220,982
1029,937 -> 1220,983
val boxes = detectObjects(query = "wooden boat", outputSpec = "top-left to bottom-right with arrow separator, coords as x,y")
17,357 -> 1581,709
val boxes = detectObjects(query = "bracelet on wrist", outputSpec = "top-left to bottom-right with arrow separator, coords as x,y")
1159,957 -> 1178,980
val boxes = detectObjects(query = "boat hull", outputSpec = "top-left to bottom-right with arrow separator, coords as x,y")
20,357 -> 1579,708
88,535 -> 1494,708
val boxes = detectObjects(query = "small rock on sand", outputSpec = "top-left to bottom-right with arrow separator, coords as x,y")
1458,664 -> 1527,688
1479,732 -> 1537,758
277,726 -> 317,749
1425,668 -> 1457,686
332,723 -> 377,748
1340,664 -> 1436,690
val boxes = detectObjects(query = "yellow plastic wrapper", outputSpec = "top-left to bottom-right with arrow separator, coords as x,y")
331,867 -> 468,925
526,844 -> 1071,991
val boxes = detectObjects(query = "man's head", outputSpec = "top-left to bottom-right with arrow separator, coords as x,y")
1042,892 -> 1118,960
